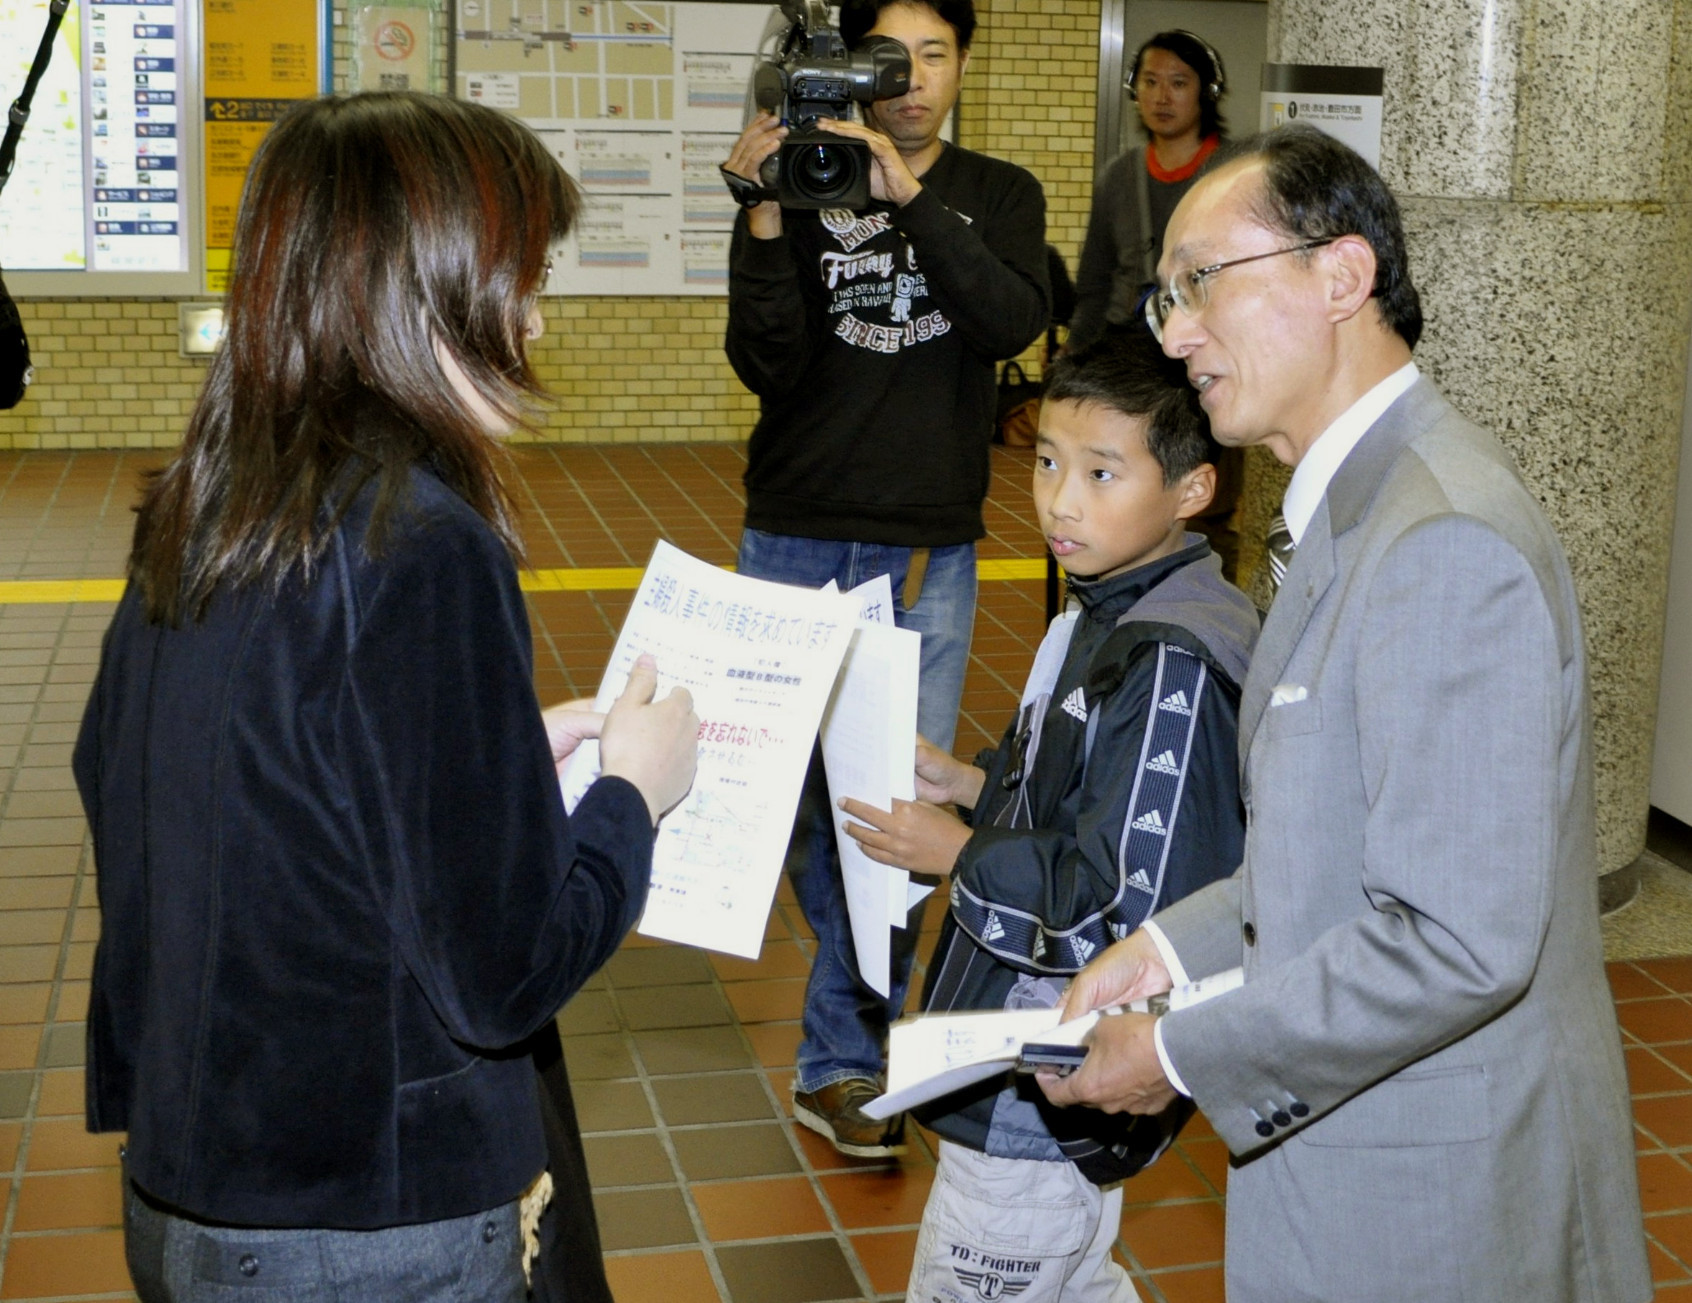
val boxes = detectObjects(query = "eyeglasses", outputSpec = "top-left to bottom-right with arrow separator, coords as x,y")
1144,239 -> 1335,342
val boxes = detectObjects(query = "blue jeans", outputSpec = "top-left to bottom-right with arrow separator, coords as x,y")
735,528 -> 978,1091
124,1174 -> 525,1302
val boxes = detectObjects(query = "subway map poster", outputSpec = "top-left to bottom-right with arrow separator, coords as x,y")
455,0 -> 777,295
1,0 -> 190,275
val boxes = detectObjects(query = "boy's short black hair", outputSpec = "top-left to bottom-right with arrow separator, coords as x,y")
841,0 -> 976,51
1043,326 -> 1219,486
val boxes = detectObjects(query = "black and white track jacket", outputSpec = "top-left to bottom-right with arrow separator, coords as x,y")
916,537 -> 1258,1171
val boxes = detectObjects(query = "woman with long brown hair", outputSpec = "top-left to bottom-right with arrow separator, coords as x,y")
74,92 -> 697,1300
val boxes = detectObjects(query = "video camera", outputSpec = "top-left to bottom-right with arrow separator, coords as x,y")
752,0 -> 910,209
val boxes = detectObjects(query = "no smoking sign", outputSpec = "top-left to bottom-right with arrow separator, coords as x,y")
374,20 -> 415,61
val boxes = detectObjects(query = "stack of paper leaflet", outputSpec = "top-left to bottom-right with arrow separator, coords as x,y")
557,542 -> 862,959
863,966 -> 1245,1119
557,541 -> 930,981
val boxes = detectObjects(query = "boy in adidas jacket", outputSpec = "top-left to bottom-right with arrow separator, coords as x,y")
842,329 -> 1258,1303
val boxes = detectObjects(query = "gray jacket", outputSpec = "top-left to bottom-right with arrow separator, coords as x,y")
1070,146 -> 1204,351
1152,379 -> 1651,1302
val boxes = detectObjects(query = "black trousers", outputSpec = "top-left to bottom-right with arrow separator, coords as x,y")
528,1022 -> 614,1303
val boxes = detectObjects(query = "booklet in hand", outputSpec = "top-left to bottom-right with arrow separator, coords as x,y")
862,967 -> 1244,1120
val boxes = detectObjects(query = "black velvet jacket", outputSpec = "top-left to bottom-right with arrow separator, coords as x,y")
75,465 -> 655,1229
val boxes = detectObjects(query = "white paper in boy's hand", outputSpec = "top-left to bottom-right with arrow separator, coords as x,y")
845,575 -> 931,919
821,573 -> 922,997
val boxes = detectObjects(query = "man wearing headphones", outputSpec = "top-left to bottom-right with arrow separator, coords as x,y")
1071,31 -> 1242,580
1070,31 -> 1227,354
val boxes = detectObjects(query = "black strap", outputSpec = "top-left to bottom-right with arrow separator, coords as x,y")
720,165 -> 778,209
0,0 -> 71,197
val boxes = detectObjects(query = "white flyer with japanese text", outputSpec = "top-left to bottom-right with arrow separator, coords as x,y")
559,541 -> 859,957
819,576 -> 926,997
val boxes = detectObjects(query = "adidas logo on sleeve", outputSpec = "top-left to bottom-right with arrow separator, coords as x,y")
1158,689 -> 1192,716
1130,809 -> 1168,836
1060,687 -> 1088,722
1146,749 -> 1181,775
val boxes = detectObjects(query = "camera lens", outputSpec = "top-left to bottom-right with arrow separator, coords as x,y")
795,142 -> 859,202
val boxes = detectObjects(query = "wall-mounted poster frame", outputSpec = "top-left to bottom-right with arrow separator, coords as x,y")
3,0 -> 206,296
201,0 -> 332,292
349,0 -> 443,93
1259,63 -> 1384,170
452,0 -> 782,297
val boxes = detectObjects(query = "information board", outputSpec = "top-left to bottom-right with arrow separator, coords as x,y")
1260,64 -> 1384,171
202,0 -> 325,291
1,0 -> 192,277
455,0 -> 777,296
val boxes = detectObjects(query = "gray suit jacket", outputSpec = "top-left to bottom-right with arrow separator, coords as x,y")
1152,379 -> 1651,1302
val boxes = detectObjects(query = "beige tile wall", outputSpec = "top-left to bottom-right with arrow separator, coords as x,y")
0,301 -> 206,450
0,0 -> 1098,451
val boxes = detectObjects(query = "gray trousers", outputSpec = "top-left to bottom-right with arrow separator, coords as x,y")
908,1142 -> 1141,1303
124,1176 -> 525,1302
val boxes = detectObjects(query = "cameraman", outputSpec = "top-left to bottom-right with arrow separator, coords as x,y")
722,0 -> 1048,1158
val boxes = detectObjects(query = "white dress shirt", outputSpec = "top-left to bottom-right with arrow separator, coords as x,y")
1281,361 -> 1420,544
1144,360 -> 1420,1098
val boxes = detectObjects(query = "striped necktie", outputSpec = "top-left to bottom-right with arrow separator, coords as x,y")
1266,511 -> 1295,596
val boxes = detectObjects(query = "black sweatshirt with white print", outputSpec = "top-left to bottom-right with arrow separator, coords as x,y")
726,142 -> 1048,547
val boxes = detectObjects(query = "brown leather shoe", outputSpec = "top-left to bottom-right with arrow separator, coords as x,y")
792,1079 -> 906,1158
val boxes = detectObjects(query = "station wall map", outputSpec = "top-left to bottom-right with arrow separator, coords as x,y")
455,1 -> 777,296
1,0 -> 190,276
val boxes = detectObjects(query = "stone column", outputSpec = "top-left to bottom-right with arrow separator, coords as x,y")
1237,0 -> 1692,892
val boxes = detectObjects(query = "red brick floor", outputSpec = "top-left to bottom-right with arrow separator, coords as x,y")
0,446 -> 1687,1301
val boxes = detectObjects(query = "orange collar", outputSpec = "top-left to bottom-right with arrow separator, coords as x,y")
1145,134 -> 1220,184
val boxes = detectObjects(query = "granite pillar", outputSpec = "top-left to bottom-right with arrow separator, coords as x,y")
1238,0 -> 1692,887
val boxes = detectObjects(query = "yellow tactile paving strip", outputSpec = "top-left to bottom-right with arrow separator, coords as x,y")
0,561 -> 1047,606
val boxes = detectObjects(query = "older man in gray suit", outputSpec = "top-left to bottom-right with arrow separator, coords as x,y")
1040,125 -> 1651,1301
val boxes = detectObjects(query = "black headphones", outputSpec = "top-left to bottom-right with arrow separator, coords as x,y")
1125,30 -> 1226,102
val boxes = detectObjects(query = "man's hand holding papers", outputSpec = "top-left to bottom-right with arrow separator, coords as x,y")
1037,1010 -> 1176,1117
865,967 -> 1244,1120
1059,927 -> 1175,1018
1038,936 -> 1245,1117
